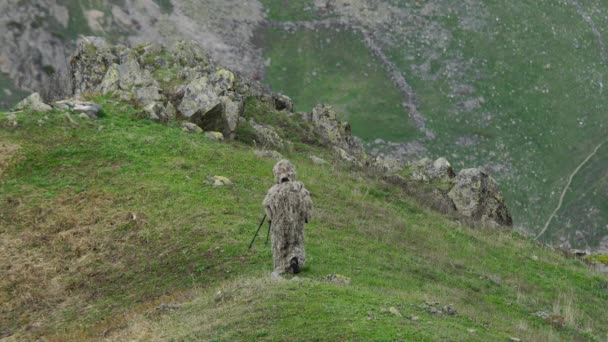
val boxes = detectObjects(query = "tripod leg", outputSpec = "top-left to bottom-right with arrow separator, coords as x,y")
248,214 -> 267,249
265,221 -> 271,245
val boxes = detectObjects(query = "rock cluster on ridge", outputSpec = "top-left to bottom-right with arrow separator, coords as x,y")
40,37 -> 513,228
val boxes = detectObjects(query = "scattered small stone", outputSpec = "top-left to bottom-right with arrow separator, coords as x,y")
181,122 -> 203,134
291,276 -> 301,282
156,303 -> 181,313
509,337 -> 521,342
409,315 -> 419,322
78,113 -> 90,120
467,328 -> 476,333
206,175 -> 232,187
64,113 -> 78,125
421,301 -> 457,316
310,155 -> 327,165
205,131 -> 224,142
270,271 -> 283,281
254,149 -> 283,160
323,274 -> 351,286
531,255 -> 539,261
388,306 -> 402,317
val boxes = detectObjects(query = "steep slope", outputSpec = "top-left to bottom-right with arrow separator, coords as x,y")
258,0 -> 608,249
1,95 -> 607,340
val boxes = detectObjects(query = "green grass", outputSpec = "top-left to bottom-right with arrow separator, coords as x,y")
1,98 -> 607,340
260,28 -> 420,142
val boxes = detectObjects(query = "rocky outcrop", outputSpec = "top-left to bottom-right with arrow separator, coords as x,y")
302,104 -> 366,160
447,168 -> 513,227
69,38 -> 246,137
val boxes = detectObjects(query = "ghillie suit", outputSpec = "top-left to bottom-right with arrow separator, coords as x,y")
263,160 -> 313,274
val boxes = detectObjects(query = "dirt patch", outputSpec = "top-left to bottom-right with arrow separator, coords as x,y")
0,141 -> 19,175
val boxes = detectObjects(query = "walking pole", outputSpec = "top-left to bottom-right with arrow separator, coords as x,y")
248,214 -> 267,249
265,221 -> 272,245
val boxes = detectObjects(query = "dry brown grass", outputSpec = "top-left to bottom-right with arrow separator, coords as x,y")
0,190 -> 141,337
0,141 -> 20,176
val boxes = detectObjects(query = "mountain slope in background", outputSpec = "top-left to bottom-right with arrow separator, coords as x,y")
1,0 -> 607,249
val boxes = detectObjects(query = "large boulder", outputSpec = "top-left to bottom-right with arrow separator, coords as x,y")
13,93 -> 52,112
305,104 -> 365,158
70,37 -> 119,97
177,77 -> 241,138
447,168 -> 513,227
411,157 -> 455,181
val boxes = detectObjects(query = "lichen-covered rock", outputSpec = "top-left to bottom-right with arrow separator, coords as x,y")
172,40 -> 211,68
310,155 -> 327,165
254,150 -> 284,160
307,104 -> 365,159
272,93 -> 293,112
333,146 -> 361,165
181,122 -> 203,134
411,157 -> 455,181
177,77 -> 220,118
99,63 -> 120,94
372,155 -> 404,173
13,93 -> 52,112
447,168 -> 513,227
143,102 -> 168,122
54,100 -> 101,120
70,37 -> 119,97
249,119 -> 284,150
205,131 -> 224,141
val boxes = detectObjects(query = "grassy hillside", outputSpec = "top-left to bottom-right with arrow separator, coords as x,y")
1,98 -> 607,340
258,0 -> 608,248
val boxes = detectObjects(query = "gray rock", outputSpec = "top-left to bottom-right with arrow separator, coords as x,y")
411,157 -> 455,181
310,155 -> 327,165
172,40 -> 211,68
249,119 -> 284,150
99,63 -> 120,94
178,77 -> 218,118
204,131 -> 224,141
254,150 -> 283,160
181,122 -> 203,134
78,113 -> 90,120
333,146 -> 361,165
272,93 -> 293,112
447,168 -> 513,227
164,102 -> 177,121
143,102 -> 168,122
323,274 -> 351,286
270,271 -> 283,281
308,104 -> 365,158
13,93 -> 52,112
73,102 -> 102,118
71,37 -> 119,97
372,155 -> 404,173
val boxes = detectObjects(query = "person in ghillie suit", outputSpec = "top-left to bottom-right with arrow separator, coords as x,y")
263,159 -> 313,274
